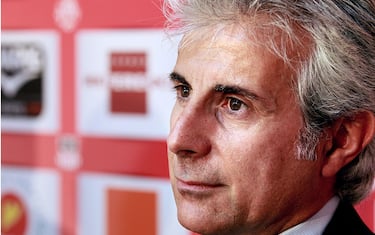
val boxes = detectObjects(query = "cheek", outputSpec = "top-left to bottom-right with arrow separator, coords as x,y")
220,122 -> 301,186
216,130 -> 301,218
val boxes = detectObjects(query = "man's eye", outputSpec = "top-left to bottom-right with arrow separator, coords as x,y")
226,97 -> 245,111
175,85 -> 191,98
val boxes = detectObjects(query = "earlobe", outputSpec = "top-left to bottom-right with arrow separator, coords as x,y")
321,111 -> 375,177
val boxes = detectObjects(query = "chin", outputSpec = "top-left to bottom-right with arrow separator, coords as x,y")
176,203 -> 210,233
179,218 -> 218,235
176,202 -> 233,235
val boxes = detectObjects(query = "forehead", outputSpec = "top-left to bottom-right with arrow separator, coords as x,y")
175,24 -> 295,90
177,18 -> 311,74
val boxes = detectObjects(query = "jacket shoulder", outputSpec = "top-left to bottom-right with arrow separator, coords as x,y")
323,201 -> 374,235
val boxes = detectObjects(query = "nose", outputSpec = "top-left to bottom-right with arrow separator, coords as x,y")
167,104 -> 212,159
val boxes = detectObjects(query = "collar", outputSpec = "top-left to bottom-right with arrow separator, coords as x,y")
279,197 -> 340,235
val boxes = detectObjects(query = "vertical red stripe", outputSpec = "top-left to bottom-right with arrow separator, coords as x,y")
60,171 -> 78,235
60,32 -> 77,235
61,33 -> 76,133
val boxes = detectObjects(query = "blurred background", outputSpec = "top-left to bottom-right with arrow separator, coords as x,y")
1,0 -> 374,234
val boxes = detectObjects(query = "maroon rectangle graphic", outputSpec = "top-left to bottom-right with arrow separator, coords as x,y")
110,90 -> 147,114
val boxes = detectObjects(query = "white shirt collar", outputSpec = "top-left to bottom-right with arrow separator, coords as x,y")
279,197 -> 340,235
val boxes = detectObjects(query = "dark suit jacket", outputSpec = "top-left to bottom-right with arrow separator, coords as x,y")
323,201 -> 374,235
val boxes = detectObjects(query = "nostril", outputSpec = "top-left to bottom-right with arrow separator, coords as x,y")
175,149 -> 197,158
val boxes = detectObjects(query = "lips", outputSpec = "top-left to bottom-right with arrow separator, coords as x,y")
175,177 -> 226,197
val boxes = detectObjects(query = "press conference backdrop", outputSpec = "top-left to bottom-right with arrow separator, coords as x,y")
1,1 -> 374,235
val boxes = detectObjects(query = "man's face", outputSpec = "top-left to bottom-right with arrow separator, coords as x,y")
167,25 -> 326,235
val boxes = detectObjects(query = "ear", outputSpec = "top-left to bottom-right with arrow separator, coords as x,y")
321,111 -> 375,177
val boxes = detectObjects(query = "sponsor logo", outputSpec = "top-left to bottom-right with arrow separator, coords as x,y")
109,52 -> 148,114
1,193 -> 27,235
77,30 -> 177,138
1,43 -> 44,117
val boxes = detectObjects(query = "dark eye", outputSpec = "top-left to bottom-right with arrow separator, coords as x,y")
175,85 -> 191,98
228,97 -> 244,111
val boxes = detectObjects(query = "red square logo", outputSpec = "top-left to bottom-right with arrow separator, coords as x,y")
107,188 -> 157,235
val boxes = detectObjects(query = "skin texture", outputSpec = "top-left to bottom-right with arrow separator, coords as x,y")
167,24 -> 336,235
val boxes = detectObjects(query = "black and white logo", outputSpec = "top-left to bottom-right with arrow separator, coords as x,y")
1,43 -> 44,117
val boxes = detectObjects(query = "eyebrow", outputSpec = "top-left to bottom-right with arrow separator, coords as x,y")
214,84 -> 260,101
169,72 -> 190,87
170,72 -> 257,99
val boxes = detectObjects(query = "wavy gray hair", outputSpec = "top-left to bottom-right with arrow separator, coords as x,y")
163,0 -> 375,204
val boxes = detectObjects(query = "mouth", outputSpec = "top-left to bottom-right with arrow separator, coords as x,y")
175,177 -> 226,197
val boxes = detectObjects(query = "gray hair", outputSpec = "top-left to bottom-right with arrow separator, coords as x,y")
163,0 -> 375,204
